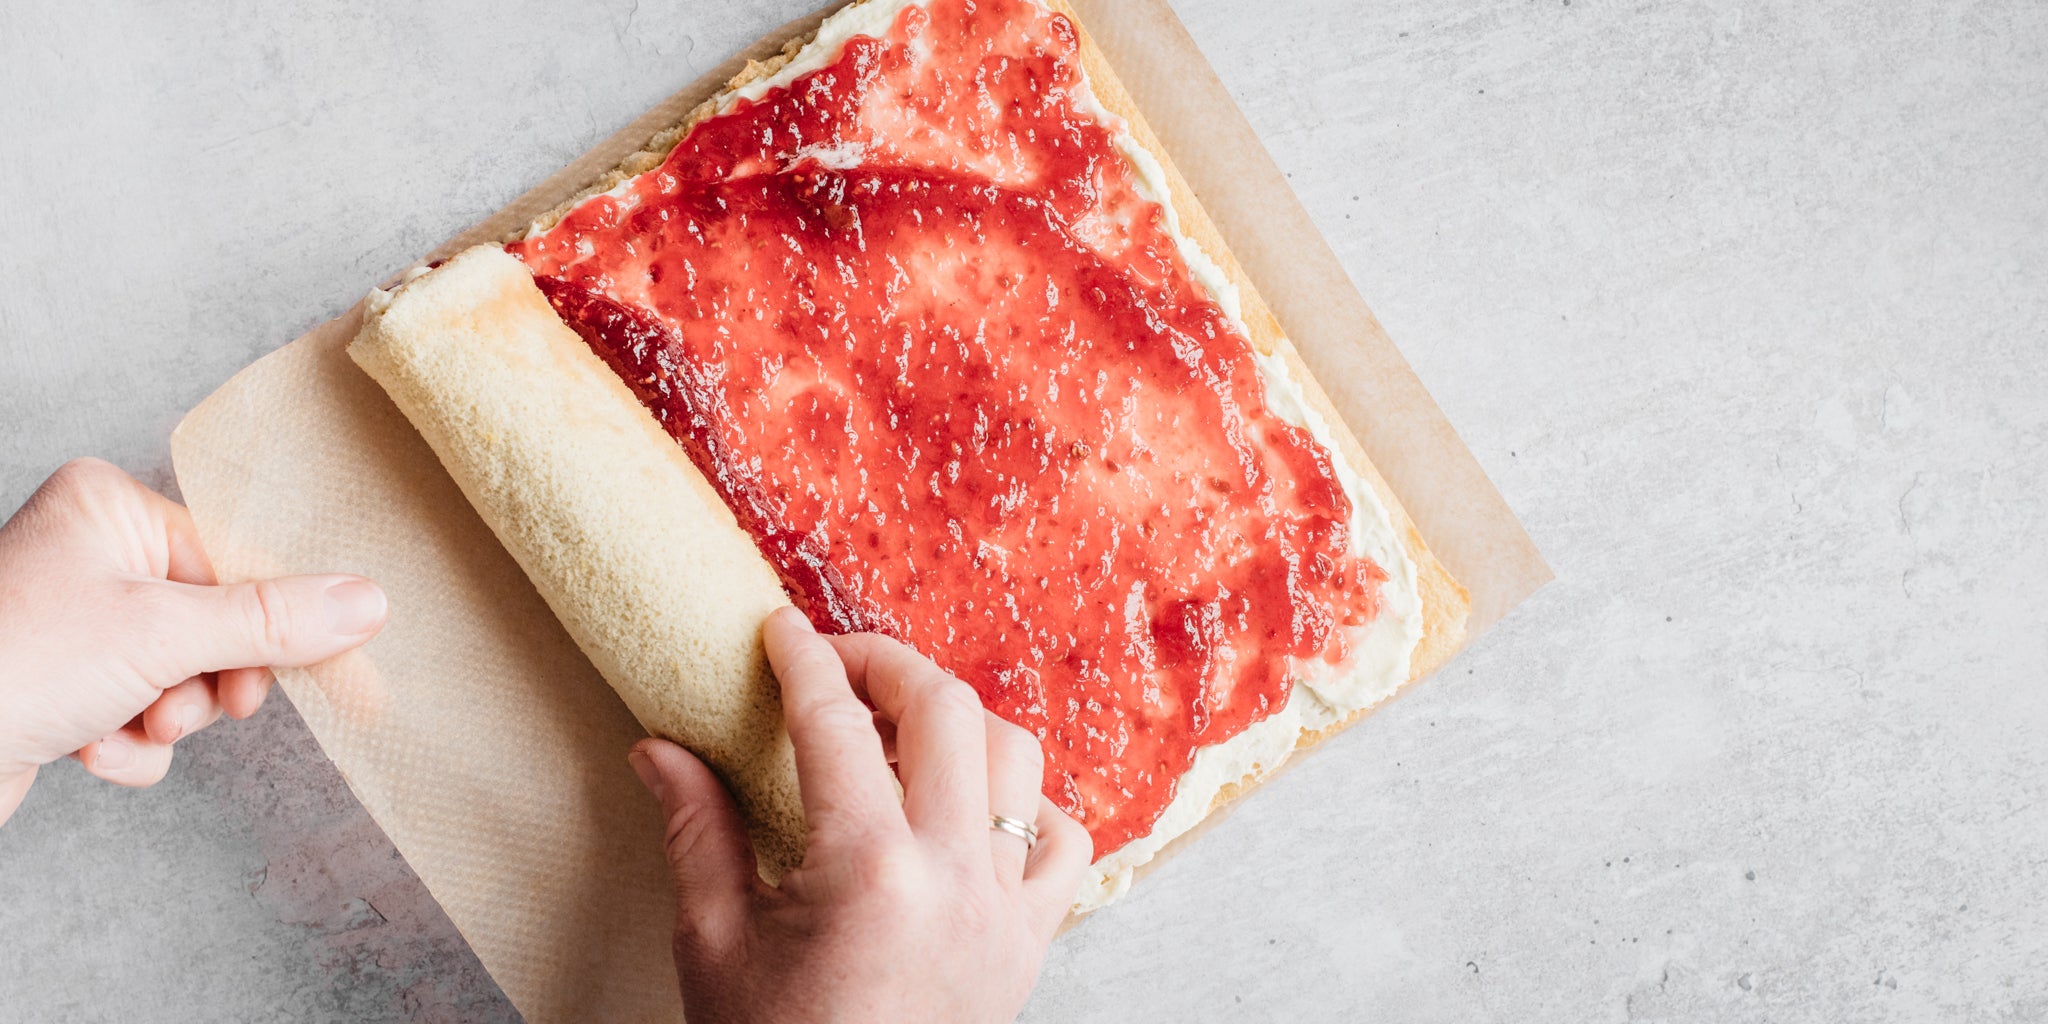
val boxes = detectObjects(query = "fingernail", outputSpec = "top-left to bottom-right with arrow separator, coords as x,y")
94,737 -> 135,772
775,606 -> 815,632
628,750 -> 664,799
172,703 -> 204,742
324,578 -> 387,635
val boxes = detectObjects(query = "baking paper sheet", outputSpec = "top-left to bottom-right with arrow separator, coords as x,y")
171,2 -> 1550,1020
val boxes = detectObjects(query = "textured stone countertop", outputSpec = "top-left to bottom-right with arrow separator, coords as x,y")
2,1 -> 2043,1020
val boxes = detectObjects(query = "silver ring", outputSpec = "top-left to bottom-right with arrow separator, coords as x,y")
988,814 -> 1039,850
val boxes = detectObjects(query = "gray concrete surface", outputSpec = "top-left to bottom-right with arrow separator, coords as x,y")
2,0 -> 2044,1020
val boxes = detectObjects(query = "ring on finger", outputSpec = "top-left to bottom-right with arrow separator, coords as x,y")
989,813 -> 1039,851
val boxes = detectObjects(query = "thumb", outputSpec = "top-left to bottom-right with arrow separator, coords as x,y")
630,738 -> 755,947
136,574 -> 388,681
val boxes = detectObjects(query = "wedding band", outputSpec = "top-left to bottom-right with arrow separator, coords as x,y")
989,814 -> 1039,850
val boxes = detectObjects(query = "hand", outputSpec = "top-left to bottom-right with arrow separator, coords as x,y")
0,458 -> 388,824
630,607 -> 1091,1023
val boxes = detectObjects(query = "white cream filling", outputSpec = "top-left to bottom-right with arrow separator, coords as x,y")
528,0 -> 1423,911
1051,9 -> 1423,912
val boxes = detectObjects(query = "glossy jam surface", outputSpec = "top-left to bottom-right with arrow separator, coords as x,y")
511,0 -> 1385,855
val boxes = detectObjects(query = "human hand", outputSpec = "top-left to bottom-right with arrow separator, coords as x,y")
0,458 -> 388,824
630,607 -> 1091,1024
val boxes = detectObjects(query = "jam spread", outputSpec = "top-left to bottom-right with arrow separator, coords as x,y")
511,0 -> 1387,855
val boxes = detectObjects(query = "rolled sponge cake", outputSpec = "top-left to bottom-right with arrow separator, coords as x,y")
350,245 -> 809,877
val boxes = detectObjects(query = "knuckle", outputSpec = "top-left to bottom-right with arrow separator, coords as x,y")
662,799 -> 717,862
812,700 -> 879,745
240,579 -> 297,659
783,678 -> 871,737
783,640 -> 837,672
774,645 -> 844,695
851,841 -> 923,900
671,919 -> 731,972
48,457 -> 114,491
852,630 -> 911,656
35,458 -> 119,514
989,718 -> 1044,772
922,676 -> 985,721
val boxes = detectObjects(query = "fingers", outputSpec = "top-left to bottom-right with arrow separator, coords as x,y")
1020,797 -> 1092,938
217,666 -> 277,721
761,608 -> 901,838
132,573 -> 388,683
77,725 -> 176,788
631,738 -> 756,949
141,676 -> 225,745
983,713 -> 1046,880
824,632 -> 989,850
28,458 -> 219,585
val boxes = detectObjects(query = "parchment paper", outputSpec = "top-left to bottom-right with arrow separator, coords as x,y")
171,2 -> 1551,1020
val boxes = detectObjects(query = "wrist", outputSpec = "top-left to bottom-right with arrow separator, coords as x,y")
0,763 -> 36,828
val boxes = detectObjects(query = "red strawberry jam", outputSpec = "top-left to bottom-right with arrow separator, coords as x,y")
511,0 -> 1386,856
